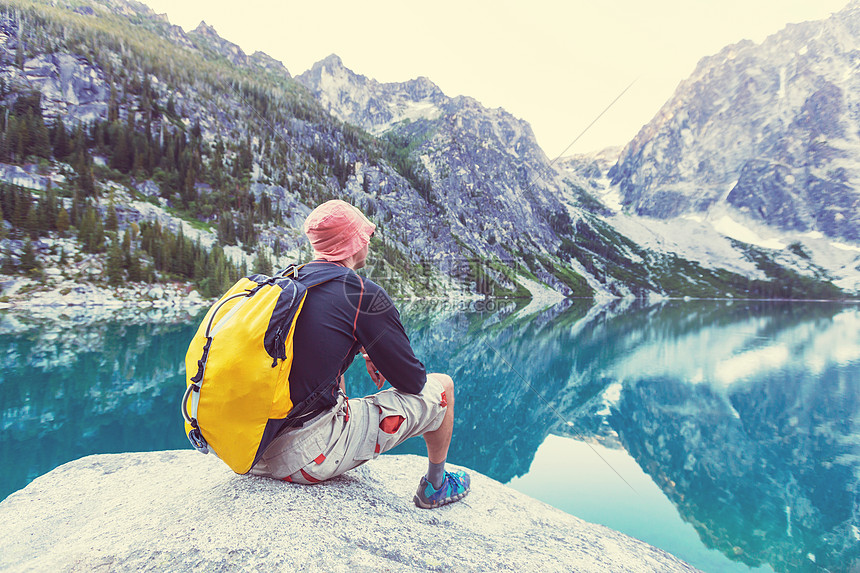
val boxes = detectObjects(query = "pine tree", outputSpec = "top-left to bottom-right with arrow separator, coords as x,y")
252,249 -> 272,276
11,187 -> 30,232
56,207 -> 69,236
147,134 -> 158,174
217,212 -> 235,245
2,116 -> 16,163
174,226 -> 187,275
0,131 -> 8,164
186,164 -> 197,203
210,137 -> 225,187
121,228 -> 132,268
0,185 -> 7,223
108,83 -> 119,123
20,238 -> 40,276
110,126 -> 131,172
74,144 -> 95,196
70,188 -> 83,226
81,207 -> 104,253
156,227 -> 169,271
162,136 -> 175,172
30,111 -> 51,159
106,234 -> 124,286
78,205 -> 94,249
191,117 -> 201,140
15,16 -> 24,70
133,134 -> 148,174
141,74 -> 153,127
40,184 -> 57,230
105,203 -> 118,232
15,115 -> 27,162
25,207 -> 39,239
127,249 -> 143,282
52,116 -> 70,160
193,248 -> 206,282
217,257 -> 231,293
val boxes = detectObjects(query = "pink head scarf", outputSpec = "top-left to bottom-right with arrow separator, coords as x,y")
303,200 -> 376,262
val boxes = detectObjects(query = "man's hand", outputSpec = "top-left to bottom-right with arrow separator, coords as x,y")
362,351 -> 386,389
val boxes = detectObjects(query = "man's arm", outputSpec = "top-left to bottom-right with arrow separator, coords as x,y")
360,348 -> 386,389
354,280 -> 426,394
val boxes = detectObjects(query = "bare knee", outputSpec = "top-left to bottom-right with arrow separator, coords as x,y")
430,372 -> 454,402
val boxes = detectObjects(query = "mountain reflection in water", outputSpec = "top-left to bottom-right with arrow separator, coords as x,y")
0,300 -> 857,572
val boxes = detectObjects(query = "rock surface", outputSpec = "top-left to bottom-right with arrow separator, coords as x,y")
0,451 -> 698,572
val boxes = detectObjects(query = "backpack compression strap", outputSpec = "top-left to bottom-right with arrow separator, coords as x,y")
182,289 -> 257,453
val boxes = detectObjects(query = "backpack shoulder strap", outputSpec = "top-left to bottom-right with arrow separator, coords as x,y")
293,261 -> 354,288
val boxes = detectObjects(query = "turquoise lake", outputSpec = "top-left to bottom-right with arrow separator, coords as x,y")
1,299 -> 858,572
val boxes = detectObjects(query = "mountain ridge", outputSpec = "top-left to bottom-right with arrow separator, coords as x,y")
0,0 -> 850,302
297,49 -> 851,298
609,0 -> 860,245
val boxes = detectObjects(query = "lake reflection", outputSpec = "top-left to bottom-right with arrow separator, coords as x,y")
1,300 -> 858,572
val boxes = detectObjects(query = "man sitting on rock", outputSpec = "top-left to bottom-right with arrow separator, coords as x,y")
250,199 -> 470,508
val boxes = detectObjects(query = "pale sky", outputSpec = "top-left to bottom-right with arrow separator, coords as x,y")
139,0 -> 850,157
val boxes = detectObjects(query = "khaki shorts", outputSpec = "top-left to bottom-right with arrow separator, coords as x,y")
250,374 -> 448,484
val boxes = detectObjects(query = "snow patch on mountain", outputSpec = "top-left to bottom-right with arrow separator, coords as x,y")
376,100 -> 443,134
709,214 -> 787,251
603,212 -> 762,277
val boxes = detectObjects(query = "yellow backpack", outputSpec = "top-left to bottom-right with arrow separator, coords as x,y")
181,263 -> 347,474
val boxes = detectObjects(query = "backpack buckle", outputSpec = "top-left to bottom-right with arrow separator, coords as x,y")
188,428 -> 209,454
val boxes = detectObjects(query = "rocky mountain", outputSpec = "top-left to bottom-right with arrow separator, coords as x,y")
0,0 -> 472,300
298,55 -> 589,294
555,147 -> 621,191
0,0 -> 602,303
298,55 -> 444,135
610,1 -> 860,244
0,0 -> 849,303
298,53 -> 851,299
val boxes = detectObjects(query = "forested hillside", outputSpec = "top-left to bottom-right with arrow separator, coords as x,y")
0,0 -> 478,300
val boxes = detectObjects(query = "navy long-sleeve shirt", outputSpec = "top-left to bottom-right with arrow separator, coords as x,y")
288,260 -> 426,416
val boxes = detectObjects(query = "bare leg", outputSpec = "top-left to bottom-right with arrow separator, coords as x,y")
423,372 -> 454,464
414,372 -> 470,507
